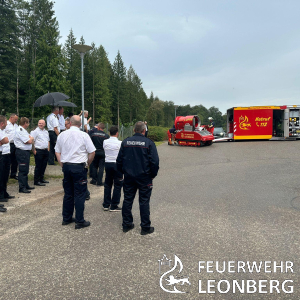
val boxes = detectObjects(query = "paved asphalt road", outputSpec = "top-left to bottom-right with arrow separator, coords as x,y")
1,141 -> 300,300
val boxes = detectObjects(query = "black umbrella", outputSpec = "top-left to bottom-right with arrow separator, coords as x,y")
33,92 -> 70,107
55,100 -> 77,107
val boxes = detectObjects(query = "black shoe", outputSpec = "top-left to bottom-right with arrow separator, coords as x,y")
10,175 -> 18,180
75,221 -> 91,229
0,207 -> 7,212
4,195 -> 15,199
90,179 -> 97,185
34,182 -> 46,186
0,198 -> 8,202
62,217 -> 76,225
141,227 -> 155,235
0,204 -> 4,207
110,206 -> 121,212
86,195 -> 90,200
26,186 -> 35,190
41,180 -> 49,183
123,224 -> 135,233
102,206 -> 110,211
19,189 -> 31,193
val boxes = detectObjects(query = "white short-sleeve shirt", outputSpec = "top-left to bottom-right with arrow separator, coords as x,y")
58,114 -> 65,130
103,137 -> 122,163
47,113 -> 60,132
30,127 -> 50,149
5,121 -> 18,143
55,126 -> 96,163
14,126 -> 32,151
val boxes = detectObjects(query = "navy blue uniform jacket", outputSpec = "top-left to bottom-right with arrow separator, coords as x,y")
116,133 -> 159,179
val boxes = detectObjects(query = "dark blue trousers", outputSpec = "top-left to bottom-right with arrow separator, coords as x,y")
103,162 -> 123,209
10,143 -> 18,177
34,149 -> 49,184
90,151 -> 105,184
2,154 -> 11,197
122,175 -> 153,229
62,164 -> 87,223
16,149 -> 30,190
48,131 -> 57,165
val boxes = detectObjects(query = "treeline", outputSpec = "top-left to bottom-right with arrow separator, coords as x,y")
0,0 -> 226,128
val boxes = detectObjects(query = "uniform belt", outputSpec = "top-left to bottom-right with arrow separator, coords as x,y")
64,162 -> 85,166
36,148 -> 48,150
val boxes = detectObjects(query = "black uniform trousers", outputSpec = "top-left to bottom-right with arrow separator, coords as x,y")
48,131 -> 57,165
16,149 -> 31,190
62,163 -> 87,223
10,143 -> 18,177
103,162 -> 123,209
90,151 -> 105,184
122,175 -> 153,229
2,154 -> 11,198
34,149 -> 49,184
0,153 -> 4,199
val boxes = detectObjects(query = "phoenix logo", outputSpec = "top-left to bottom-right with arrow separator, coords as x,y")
158,254 -> 191,294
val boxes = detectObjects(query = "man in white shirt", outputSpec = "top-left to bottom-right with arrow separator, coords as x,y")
5,113 -> 19,179
14,117 -> 35,193
0,115 -> 10,210
102,126 -> 123,211
46,107 -> 60,165
58,106 -> 66,131
1,130 -> 15,203
55,115 -> 96,229
79,110 -> 91,132
31,119 -> 50,186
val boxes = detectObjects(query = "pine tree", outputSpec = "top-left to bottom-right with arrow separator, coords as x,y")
112,51 -> 127,127
63,28 -> 81,107
0,0 -> 21,112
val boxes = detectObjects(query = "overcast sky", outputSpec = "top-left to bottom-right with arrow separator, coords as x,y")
54,0 -> 300,114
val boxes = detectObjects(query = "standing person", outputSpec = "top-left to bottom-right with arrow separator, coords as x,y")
208,117 -> 215,134
117,121 -> 159,235
144,121 -> 148,138
1,130 -> 15,202
5,113 -> 19,179
58,107 -> 65,132
14,117 -> 35,193
79,110 -> 91,132
65,118 -> 71,130
89,122 -> 109,186
46,107 -> 60,165
55,115 -> 96,229
103,126 -> 123,211
0,115 -> 9,211
31,119 -> 50,186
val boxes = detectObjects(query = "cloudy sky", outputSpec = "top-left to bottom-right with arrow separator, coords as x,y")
54,0 -> 300,114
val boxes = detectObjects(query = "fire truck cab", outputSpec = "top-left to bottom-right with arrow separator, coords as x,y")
227,105 -> 300,140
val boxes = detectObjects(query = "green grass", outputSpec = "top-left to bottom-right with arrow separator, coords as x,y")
7,173 -> 63,185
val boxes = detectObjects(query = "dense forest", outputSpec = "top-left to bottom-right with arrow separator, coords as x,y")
0,0 -> 226,128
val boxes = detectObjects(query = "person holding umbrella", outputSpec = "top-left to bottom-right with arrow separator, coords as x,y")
46,107 -> 60,165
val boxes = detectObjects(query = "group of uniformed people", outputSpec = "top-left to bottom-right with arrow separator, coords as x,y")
1,108 -> 160,235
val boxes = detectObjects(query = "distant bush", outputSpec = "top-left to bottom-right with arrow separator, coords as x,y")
147,126 -> 169,142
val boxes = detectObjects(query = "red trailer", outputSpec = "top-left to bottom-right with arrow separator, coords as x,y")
227,105 -> 300,140
168,115 -> 214,146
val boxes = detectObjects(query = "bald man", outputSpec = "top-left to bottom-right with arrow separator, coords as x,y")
30,119 -> 50,186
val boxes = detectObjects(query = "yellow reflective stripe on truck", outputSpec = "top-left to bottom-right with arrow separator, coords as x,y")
234,106 -> 281,110
234,135 -> 273,140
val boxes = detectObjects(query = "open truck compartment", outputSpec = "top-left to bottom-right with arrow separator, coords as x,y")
227,105 -> 300,141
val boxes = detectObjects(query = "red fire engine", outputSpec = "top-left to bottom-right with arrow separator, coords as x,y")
227,105 -> 300,140
168,115 -> 214,146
